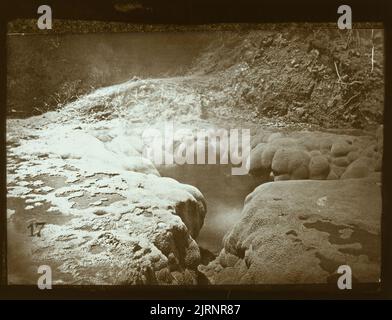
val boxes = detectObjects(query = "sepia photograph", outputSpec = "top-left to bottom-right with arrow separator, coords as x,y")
5,16 -> 385,290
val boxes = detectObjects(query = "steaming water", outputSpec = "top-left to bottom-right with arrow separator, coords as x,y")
159,164 -> 267,254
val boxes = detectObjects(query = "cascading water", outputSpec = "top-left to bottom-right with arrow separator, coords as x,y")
159,164 -> 268,254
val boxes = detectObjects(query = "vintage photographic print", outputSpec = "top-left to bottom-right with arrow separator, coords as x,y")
6,18 -> 384,288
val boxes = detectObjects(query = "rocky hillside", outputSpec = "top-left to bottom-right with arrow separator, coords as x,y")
7,31 -> 213,117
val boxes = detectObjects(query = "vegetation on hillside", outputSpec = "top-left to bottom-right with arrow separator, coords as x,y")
188,25 -> 384,129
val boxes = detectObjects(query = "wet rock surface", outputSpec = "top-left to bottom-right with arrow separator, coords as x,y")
249,129 -> 382,181
6,26 -> 384,285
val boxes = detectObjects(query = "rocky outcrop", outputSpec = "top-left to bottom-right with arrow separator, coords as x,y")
200,176 -> 381,284
7,117 -> 207,285
189,28 -> 384,129
249,129 -> 382,181
6,47 -> 383,287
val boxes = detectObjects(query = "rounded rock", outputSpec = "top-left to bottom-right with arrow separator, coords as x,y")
309,155 -> 330,179
249,143 -> 266,174
331,141 -> 353,157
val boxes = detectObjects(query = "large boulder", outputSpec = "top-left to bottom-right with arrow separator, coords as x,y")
297,135 -> 321,151
331,141 -> 354,157
200,177 -> 381,284
331,156 -> 350,167
260,138 -> 298,170
267,132 -> 284,142
271,147 -> 310,180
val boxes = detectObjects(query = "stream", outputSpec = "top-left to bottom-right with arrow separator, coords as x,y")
159,164 -> 268,254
